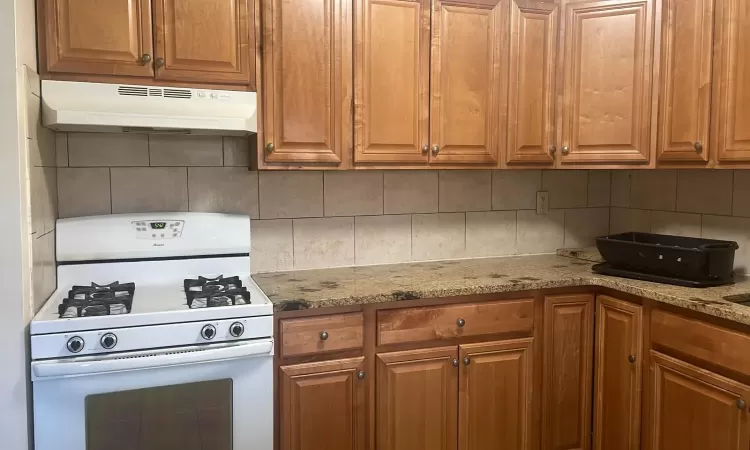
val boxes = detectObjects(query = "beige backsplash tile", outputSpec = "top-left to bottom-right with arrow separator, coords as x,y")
733,171 -> 750,218
610,207 -> 651,234
516,209 -> 564,254
650,211 -> 701,237
564,208 -> 609,248
149,134 -> 223,166
188,167 -> 259,218
491,170 -> 541,210
610,170 -> 631,207
222,136 -> 252,167
465,211 -> 516,257
439,170 -> 491,212
251,219 -> 294,273
412,213 -> 466,261
259,171 -> 323,219
111,167 -> 188,213
542,170 -> 588,208
676,170 -> 733,216
587,171 -> 611,207
325,171 -> 383,216
383,170 -> 439,214
57,167 -> 111,218
293,217 -> 355,269
355,214 -> 411,265
702,215 -> 750,274
630,170 -> 677,211
68,133 -> 149,167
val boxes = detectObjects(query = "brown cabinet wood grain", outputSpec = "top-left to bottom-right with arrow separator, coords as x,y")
279,357 -> 366,450
646,351 -> 750,450
593,295 -> 643,450
280,313 -> 364,358
541,294 -> 594,450
261,0 -> 352,165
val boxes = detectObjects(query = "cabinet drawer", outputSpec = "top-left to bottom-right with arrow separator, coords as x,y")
280,313 -> 364,358
651,309 -> 750,375
377,299 -> 534,346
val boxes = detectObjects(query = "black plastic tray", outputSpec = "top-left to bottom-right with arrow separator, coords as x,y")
592,263 -> 735,288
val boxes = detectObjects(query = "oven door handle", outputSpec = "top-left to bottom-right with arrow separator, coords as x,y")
31,339 -> 273,380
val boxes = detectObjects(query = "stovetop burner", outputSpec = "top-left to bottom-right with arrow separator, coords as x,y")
184,275 -> 251,308
58,281 -> 135,318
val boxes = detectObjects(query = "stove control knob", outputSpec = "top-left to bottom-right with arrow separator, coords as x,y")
100,333 -> 118,349
201,324 -> 216,340
230,322 -> 245,338
67,336 -> 84,353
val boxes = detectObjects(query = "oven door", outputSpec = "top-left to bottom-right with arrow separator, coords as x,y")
31,339 -> 273,450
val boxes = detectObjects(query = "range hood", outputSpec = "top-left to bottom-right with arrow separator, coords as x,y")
41,80 -> 257,135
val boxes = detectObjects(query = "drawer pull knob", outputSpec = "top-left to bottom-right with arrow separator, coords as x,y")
319,331 -> 329,341
562,146 -> 570,155
694,141 -> 703,152
628,354 -> 636,364
357,370 -> 365,380
738,399 -> 746,410
463,356 -> 471,366
141,54 -> 152,65
457,318 -> 465,328
451,358 -> 459,367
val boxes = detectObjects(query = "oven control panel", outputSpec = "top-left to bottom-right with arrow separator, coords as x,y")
132,220 -> 184,240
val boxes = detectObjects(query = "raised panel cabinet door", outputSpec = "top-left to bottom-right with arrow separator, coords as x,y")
541,294 -> 594,450
560,0 -> 656,164
646,351 -> 750,450
593,296 -> 643,450
39,0 -> 154,77
505,0 -> 558,166
376,347 -> 458,450
262,0 -> 352,164
153,0 -> 254,85
354,0 -> 430,163
657,0 -> 713,163
458,338 -> 534,450
279,357 -> 366,450
714,0 -> 750,162
429,0 -> 506,165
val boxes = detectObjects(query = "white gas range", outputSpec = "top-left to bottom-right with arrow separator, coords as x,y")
30,213 -> 273,450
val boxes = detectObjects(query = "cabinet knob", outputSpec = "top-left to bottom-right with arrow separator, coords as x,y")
155,57 -> 165,68
319,331 -> 329,341
628,354 -> 636,364
357,370 -> 365,380
463,356 -> 471,366
141,54 -> 152,65
432,145 -> 440,155
550,146 -> 556,155
456,318 -> 465,328
422,144 -> 429,153
694,141 -> 704,152
266,143 -> 275,152
562,146 -> 570,155
452,358 -> 459,367
738,399 -> 746,410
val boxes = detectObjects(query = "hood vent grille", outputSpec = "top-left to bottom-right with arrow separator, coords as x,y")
117,86 -> 192,99
117,86 -> 148,97
164,89 -> 192,99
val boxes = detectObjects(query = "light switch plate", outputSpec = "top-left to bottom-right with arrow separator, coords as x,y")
536,191 -> 549,215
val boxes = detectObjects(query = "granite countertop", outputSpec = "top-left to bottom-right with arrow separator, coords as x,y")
253,249 -> 750,326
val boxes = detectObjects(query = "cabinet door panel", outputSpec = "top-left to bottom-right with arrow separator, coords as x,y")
505,0 -> 558,166
714,0 -> 750,162
646,351 -> 750,450
153,0 -> 253,85
657,0 -> 713,162
459,338 -> 534,450
40,0 -> 154,77
262,0 -> 352,164
279,358 -> 366,450
542,294 -> 594,450
376,347 -> 458,450
593,296 -> 643,450
429,0 -> 505,164
560,0 -> 655,164
354,0 -> 430,163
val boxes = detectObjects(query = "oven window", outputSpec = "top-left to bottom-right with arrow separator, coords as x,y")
85,379 -> 232,450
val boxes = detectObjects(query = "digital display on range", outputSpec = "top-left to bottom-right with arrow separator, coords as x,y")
150,222 -> 167,229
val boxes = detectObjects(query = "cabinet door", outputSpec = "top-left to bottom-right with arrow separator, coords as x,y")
428,0 -> 505,165
657,0 -> 713,163
279,357 -> 366,450
354,0 -> 430,163
646,351 -> 750,450
376,347 -> 458,450
262,0 -> 352,164
39,0 -> 154,77
714,0 -> 750,162
542,294 -> 594,450
560,0 -> 656,164
153,0 -> 254,85
505,0 -> 558,166
593,296 -> 643,450
459,338 -> 534,450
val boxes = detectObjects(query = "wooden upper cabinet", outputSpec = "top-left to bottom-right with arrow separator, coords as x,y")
646,351 -> 750,450
542,294 -> 594,450
714,0 -> 750,163
354,0 -> 430,164
505,0 -> 558,166
459,339 -> 534,450
152,0 -> 254,86
657,0 -> 713,163
560,0 -> 655,165
262,0 -> 352,165
279,357 -> 366,450
376,347 -> 458,450
39,0 -> 154,77
428,0 -> 505,165
593,296 -> 643,450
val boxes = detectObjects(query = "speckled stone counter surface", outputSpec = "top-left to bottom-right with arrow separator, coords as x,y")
253,252 -> 750,326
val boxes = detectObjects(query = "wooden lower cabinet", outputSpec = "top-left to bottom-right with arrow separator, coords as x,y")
646,351 -> 750,450
279,357 -> 366,450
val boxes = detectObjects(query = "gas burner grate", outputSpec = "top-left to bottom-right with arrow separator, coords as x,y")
58,281 -> 135,318
184,275 -> 251,308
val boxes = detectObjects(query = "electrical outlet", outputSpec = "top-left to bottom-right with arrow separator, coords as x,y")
536,191 -> 549,215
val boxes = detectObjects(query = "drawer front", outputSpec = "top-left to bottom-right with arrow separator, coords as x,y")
377,299 -> 534,346
651,309 -> 750,375
280,313 -> 364,357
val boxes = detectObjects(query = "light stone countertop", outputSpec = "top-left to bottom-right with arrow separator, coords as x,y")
253,250 -> 750,326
